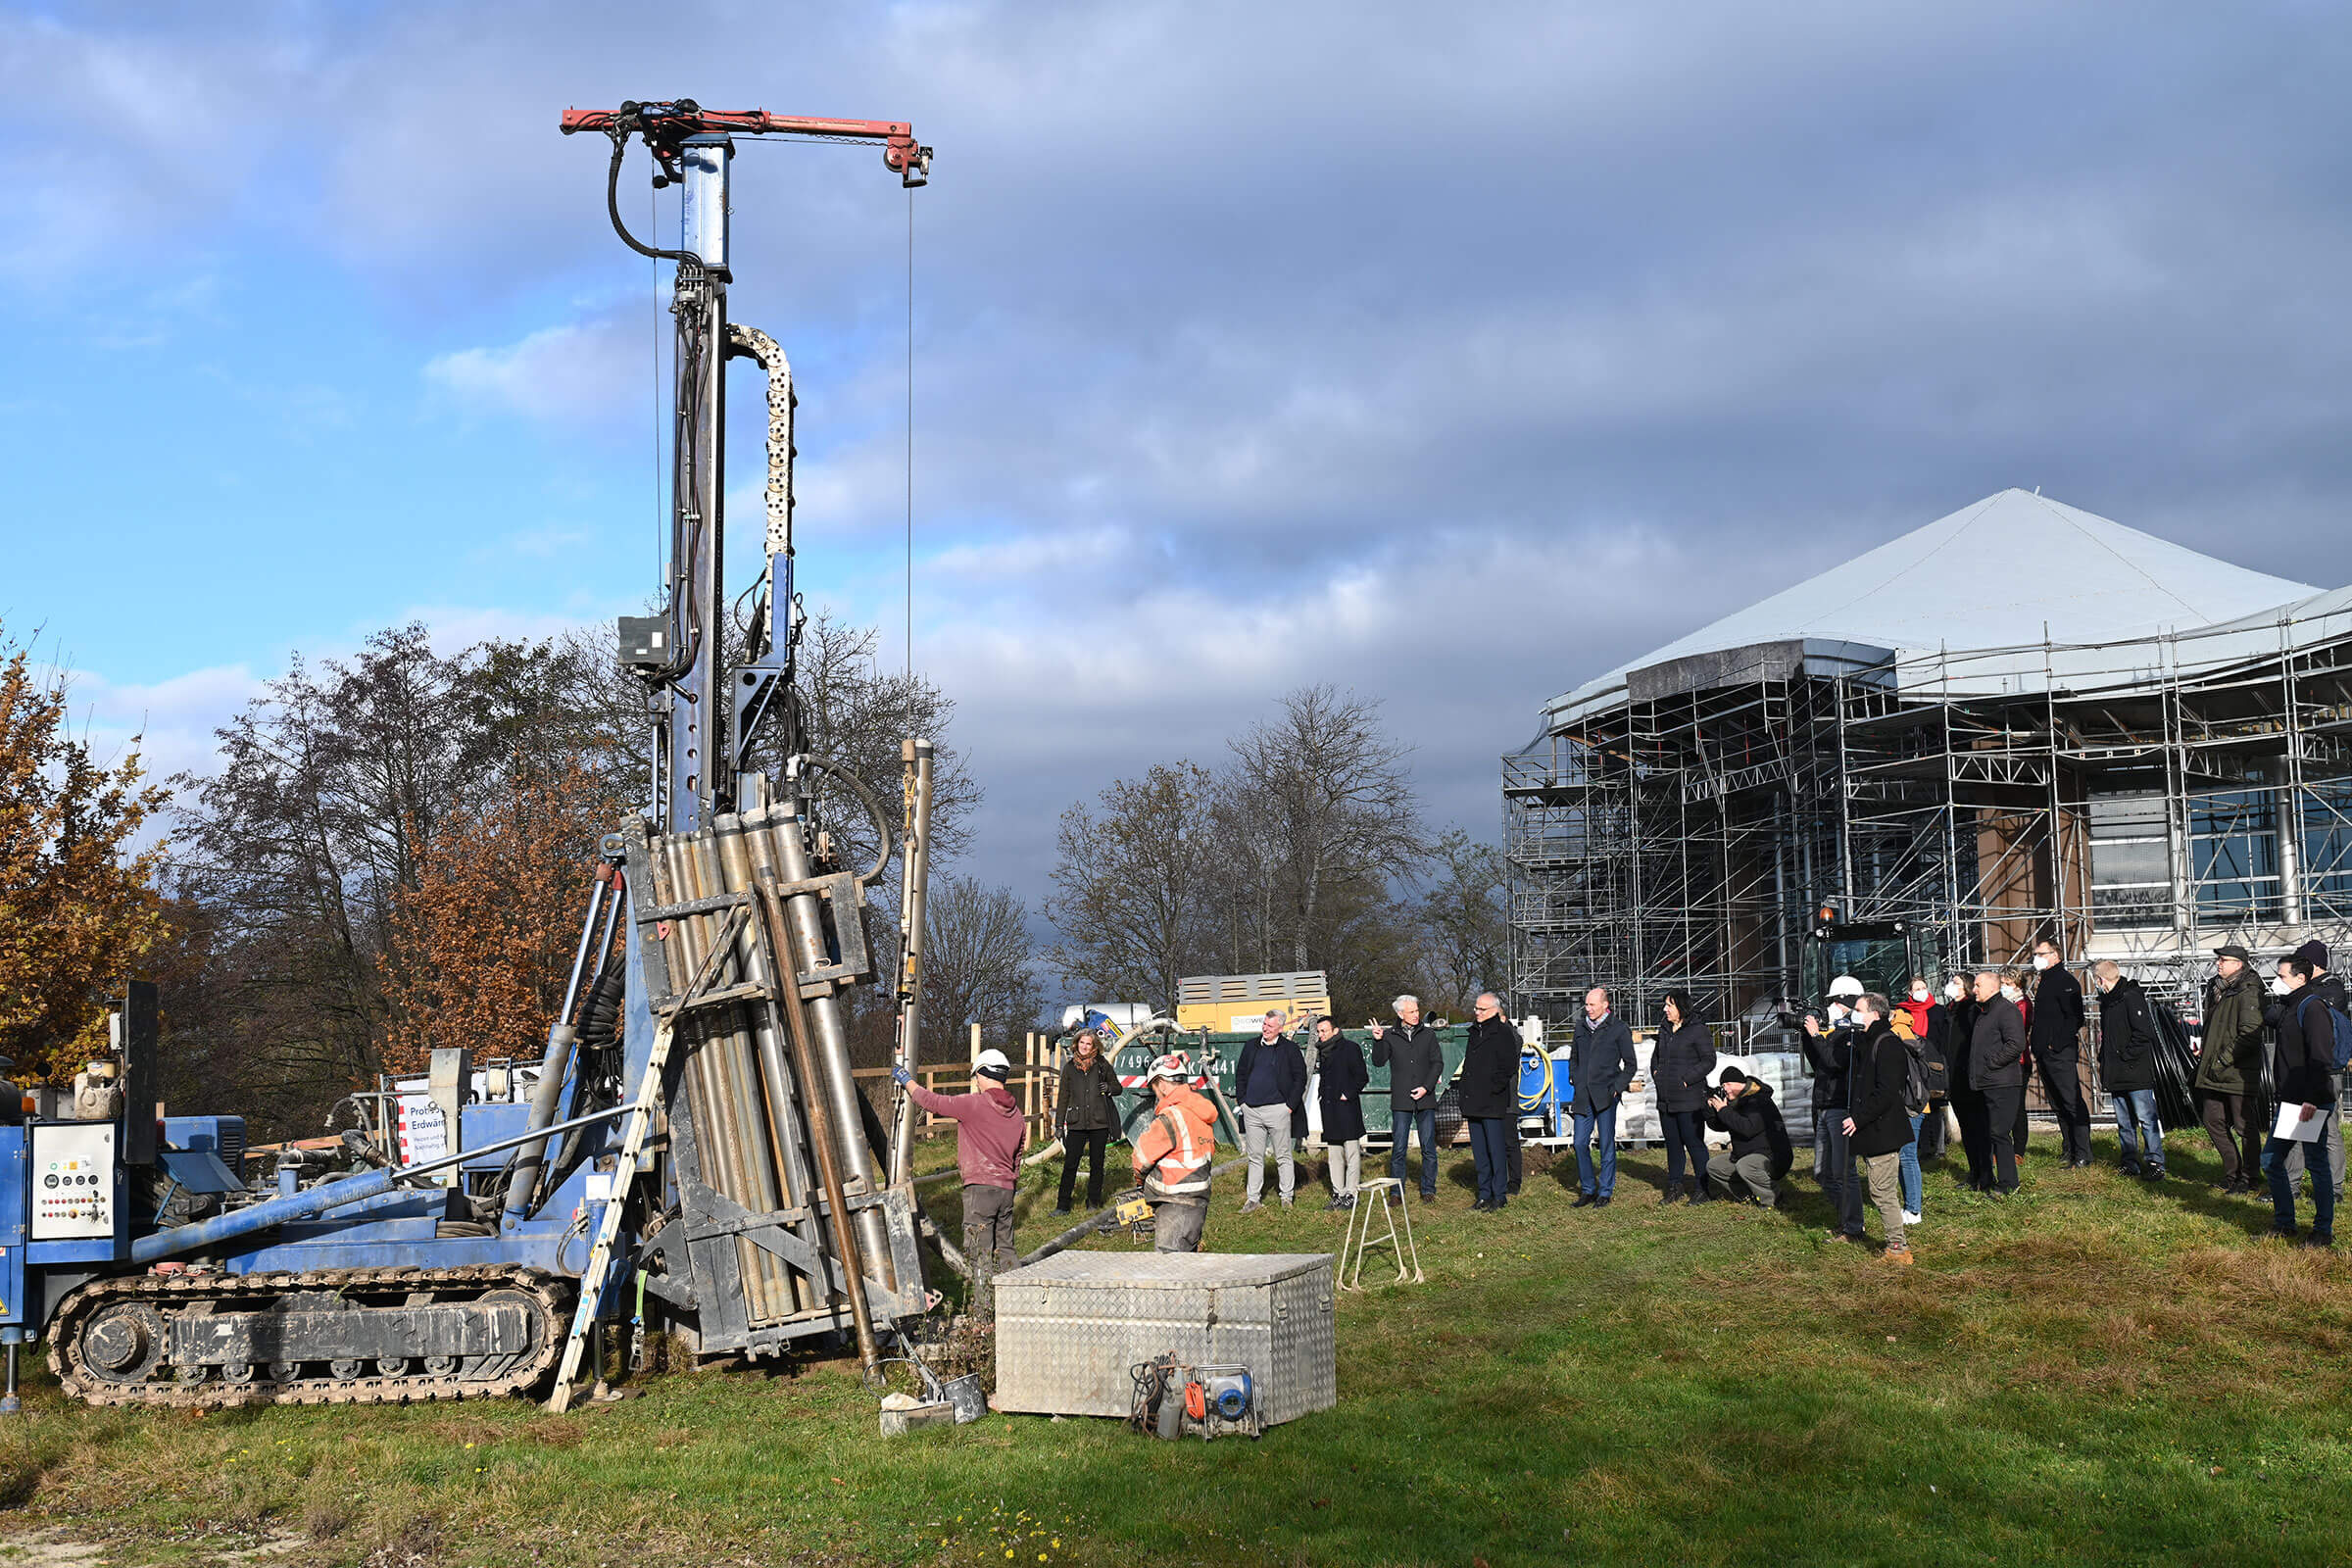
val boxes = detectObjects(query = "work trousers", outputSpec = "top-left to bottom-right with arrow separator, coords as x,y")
1981,1085 -> 2024,1193
2037,1050 -> 2093,1163
1816,1108 -> 1863,1237
2282,1076 -> 2346,1201
1152,1197 -> 1207,1253
1240,1103 -> 1295,1203
2264,1111 -> 2336,1240
962,1182 -> 1017,1321
1391,1106 -> 1439,1198
1862,1151 -> 1907,1250
1659,1108 -> 1706,1189
2199,1090 -> 2261,1186
1325,1137 -> 1362,1198
2111,1088 -> 2164,1173
1955,1088 -> 1993,1191
1056,1126 -> 1110,1210
1573,1104 -> 1621,1198
1468,1116 -> 1511,1205
1708,1151 -> 1777,1204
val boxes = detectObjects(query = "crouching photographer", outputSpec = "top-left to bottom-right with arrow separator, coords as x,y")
1705,1067 -> 1793,1206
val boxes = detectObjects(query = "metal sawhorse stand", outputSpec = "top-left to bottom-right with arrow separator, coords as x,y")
1338,1177 -> 1425,1290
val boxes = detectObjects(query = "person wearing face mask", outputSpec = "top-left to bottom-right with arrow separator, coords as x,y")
2029,939 -> 2093,1167
1896,976 -> 1951,1169
1999,971 -> 2034,1155
1968,969 -> 2029,1196
2262,955 -> 2339,1247
1843,993 -> 1916,1264
1944,974 -> 1992,1191
1802,975 -> 1867,1244
2272,942 -> 2347,1207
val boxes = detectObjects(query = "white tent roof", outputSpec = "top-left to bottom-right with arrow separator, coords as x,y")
1547,489 -> 2320,722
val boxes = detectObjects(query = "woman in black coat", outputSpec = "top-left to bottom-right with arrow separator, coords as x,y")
1313,1016 -> 1370,1211
1652,990 -> 1718,1205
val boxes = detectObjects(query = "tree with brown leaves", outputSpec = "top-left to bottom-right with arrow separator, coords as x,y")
0,626 -> 170,1081
378,757 -> 615,1075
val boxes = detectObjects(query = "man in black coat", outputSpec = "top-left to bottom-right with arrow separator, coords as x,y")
1568,986 -> 1639,1207
1969,970 -> 2029,1195
1802,976 -> 1866,1243
2093,961 -> 2165,1179
1371,995 -> 1446,1204
2031,938 -> 2093,1166
2263,954 -> 2339,1246
1843,993 -> 1915,1262
1312,1016 -> 1369,1210
1705,1068 -> 1792,1204
1460,993 -> 1520,1211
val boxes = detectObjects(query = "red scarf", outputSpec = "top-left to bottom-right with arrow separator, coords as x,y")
1897,997 -> 1934,1037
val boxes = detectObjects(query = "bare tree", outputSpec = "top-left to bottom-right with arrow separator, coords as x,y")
920,875 -> 1045,1057
1417,828 -> 1510,1017
1226,685 -> 1424,972
1047,762 -> 1218,1013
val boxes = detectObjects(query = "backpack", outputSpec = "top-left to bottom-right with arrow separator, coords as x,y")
2296,994 -> 2352,1075
1900,1037 -> 1935,1114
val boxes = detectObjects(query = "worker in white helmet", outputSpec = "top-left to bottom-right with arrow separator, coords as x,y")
896,1047 -> 1026,1319
1132,1054 -> 1218,1253
1802,975 -> 1869,1245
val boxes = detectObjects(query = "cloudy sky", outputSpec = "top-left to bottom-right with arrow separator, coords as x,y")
6,1 -> 2351,913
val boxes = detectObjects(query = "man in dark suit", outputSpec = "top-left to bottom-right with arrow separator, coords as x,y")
1568,986 -> 1640,1208
2031,937 -> 2092,1166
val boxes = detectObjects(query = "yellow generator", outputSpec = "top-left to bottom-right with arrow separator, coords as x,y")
1174,971 -> 1332,1033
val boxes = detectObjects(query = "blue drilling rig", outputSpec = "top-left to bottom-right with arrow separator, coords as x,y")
3,101 -> 944,1412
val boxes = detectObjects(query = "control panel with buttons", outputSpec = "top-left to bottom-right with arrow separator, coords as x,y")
31,1123 -> 118,1241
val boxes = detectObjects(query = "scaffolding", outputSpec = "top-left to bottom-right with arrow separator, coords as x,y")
1506,605 -> 2352,1028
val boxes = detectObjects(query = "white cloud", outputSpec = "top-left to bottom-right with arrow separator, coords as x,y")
423,312 -> 645,424
61,662 -> 264,792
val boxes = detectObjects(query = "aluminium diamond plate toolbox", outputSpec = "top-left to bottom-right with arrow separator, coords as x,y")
992,1251 -> 1337,1423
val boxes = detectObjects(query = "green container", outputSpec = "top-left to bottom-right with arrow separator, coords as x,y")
1107,1026 -> 1471,1147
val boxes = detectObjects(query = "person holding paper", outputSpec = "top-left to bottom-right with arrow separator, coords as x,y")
2261,955 -> 2337,1248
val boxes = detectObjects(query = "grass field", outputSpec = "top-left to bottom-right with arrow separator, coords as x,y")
5,1127 -> 2352,1568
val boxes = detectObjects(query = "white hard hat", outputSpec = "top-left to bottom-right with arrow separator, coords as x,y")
1147,1052 -> 1192,1083
974,1048 -> 1011,1080
1827,975 -> 1865,999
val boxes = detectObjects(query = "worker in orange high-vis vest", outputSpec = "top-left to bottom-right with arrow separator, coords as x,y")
1133,1054 -> 1218,1253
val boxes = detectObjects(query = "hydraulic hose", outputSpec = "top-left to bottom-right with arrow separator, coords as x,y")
800,754 -> 897,886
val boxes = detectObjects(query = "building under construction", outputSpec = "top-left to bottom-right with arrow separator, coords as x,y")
1504,489 -> 2352,1035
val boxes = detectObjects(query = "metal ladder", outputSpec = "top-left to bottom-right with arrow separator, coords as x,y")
546,905 -> 750,1412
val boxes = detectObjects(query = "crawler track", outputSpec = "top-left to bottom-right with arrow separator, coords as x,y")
50,1264 -> 570,1409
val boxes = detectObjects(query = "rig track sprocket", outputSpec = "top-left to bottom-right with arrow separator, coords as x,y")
49,1264 -> 571,1409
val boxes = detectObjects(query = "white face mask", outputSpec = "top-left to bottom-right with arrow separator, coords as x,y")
1910,985 -> 1930,1002
2032,955 -> 2052,971
1828,1003 -> 1850,1021
2001,984 -> 2023,1002
1943,980 -> 1963,1002
2271,976 -> 2291,996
